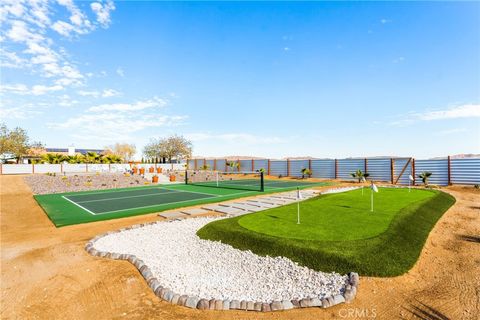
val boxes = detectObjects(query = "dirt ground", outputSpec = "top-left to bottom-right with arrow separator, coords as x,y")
1,175 -> 479,320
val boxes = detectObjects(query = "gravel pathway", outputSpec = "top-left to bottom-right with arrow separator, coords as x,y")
93,217 -> 348,303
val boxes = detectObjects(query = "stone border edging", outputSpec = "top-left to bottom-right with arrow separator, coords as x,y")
85,219 -> 359,312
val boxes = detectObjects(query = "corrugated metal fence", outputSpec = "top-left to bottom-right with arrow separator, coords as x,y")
186,157 -> 480,186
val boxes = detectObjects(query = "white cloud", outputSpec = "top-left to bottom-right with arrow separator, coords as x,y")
416,104 -> 480,120
435,128 -> 468,136
101,88 -> 121,97
90,0 -> 115,27
0,105 -> 43,119
88,97 -> 167,112
380,18 -> 392,24
0,83 -> 62,95
31,84 -> 63,95
77,88 -> 122,98
48,111 -> 187,142
391,103 -> 480,126
116,67 -> 124,77
393,57 -> 405,63
0,83 -> 29,95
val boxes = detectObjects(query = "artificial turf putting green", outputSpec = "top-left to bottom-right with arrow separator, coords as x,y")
197,188 -> 456,276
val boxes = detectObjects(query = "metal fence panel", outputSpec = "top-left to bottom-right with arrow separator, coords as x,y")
394,158 -> 412,185
34,164 -> 62,173
206,160 -> 215,170
366,159 -> 391,182
62,164 -> 87,173
450,158 -> 480,185
239,160 -> 253,172
289,160 -> 309,178
270,160 -> 287,176
311,159 -> 335,179
1,164 -> 33,174
253,159 -> 268,172
110,164 -> 130,173
215,159 -> 226,172
338,159 -> 365,180
415,159 -> 448,186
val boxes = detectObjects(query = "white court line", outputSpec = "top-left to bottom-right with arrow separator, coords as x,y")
62,195 -> 97,215
75,189 -> 183,204
93,190 -> 254,215
155,186 -> 225,197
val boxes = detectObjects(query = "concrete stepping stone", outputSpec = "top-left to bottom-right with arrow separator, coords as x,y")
180,208 -> 210,216
237,201 -> 276,209
201,205 -> 244,215
222,203 -> 261,212
159,211 -> 188,219
245,200 -> 279,208
261,197 -> 294,204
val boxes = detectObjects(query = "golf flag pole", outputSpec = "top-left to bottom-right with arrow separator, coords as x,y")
370,181 -> 378,212
409,174 -> 414,192
296,187 -> 302,224
361,176 -> 366,196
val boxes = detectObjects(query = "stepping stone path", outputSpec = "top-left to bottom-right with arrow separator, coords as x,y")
159,211 -> 188,219
200,204 -> 245,215
159,187 -> 324,219
180,208 -> 210,216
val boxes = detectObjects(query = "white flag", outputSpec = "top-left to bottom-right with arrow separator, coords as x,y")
297,187 -> 303,200
371,183 -> 378,193
409,175 -> 414,181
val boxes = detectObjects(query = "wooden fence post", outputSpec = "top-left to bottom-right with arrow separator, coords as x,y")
213,159 -> 217,171
287,159 -> 290,177
390,158 -> 394,184
334,159 -> 338,179
194,159 -> 198,170
412,158 -> 416,185
448,155 -> 451,185
32,163 -> 35,174
267,159 -> 271,176
364,158 -> 368,173
238,159 -> 241,172
225,159 -> 228,172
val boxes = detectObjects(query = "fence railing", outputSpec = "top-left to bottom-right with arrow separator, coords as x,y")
186,157 -> 480,186
0,163 -> 185,175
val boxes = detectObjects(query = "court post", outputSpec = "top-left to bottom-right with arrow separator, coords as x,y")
260,171 -> 265,192
185,170 -> 188,184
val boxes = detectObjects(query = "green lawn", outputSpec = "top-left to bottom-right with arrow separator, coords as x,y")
197,188 -> 455,276
34,180 -> 332,227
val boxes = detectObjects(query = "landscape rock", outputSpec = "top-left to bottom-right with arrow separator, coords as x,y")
185,296 -> 199,309
196,299 -> 209,310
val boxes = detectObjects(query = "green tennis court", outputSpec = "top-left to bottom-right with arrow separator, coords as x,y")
34,179 -> 331,227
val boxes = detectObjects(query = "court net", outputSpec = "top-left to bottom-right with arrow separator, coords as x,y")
185,170 -> 264,192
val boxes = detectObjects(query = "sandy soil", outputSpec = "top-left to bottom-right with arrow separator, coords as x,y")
1,175 -> 478,319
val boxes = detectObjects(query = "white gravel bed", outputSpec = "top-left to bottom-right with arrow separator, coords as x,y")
93,217 -> 348,303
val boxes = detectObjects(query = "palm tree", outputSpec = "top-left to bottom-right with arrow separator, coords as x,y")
65,154 -> 85,163
41,153 -> 65,164
350,169 -> 370,183
301,168 -> 312,179
418,171 -> 432,186
101,154 -> 123,163
226,161 -> 239,172
85,151 -> 101,163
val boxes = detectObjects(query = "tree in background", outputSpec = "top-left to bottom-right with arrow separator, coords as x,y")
105,143 -> 136,162
350,169 -> 370,183
143,135 -> 192,163
0,123 -> 44,163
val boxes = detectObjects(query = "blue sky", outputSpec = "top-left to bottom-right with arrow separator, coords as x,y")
1,1 -> 479,159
